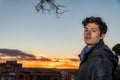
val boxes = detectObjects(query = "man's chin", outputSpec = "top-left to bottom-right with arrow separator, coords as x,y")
87,44 -> 94,46
86,42 -> 94,46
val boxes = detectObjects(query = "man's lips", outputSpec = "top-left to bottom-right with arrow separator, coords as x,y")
85,37 -> 91,40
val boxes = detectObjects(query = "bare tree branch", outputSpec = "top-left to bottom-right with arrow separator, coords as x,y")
35,0 -> 66,17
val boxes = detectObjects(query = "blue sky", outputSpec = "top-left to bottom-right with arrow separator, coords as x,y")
0,0 -> 120,58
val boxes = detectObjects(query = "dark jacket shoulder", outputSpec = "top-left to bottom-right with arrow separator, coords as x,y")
89,43 -> 118,70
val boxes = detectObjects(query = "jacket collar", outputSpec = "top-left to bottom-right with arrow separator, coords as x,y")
80,39 -> 104,64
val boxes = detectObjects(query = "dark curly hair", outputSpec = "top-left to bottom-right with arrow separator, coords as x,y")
82,16 -> 107,35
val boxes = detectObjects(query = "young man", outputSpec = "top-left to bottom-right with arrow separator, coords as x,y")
78,16 -> 118,80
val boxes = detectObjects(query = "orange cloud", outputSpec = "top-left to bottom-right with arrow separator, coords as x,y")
0,48 -> 80,69
17,58 -> 80,69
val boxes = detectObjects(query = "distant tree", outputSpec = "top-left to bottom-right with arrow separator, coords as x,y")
35,0 -> 66,17
112,44 -> 120,55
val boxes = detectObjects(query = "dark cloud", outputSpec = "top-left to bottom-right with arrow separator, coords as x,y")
69,58 -> 79,62
0,48 -> 36,60
37,56 -> 52,61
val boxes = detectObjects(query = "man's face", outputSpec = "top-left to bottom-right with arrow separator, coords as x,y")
84,23 -> 105,45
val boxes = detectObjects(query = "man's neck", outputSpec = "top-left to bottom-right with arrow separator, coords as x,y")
87,44 -> 94,48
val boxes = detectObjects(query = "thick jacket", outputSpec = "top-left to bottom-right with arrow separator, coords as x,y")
78,40 -> 118,80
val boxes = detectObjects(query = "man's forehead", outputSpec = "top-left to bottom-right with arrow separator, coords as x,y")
85,23 -> 99,29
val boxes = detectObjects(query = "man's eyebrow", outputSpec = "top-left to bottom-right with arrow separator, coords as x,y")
85,28 -> 98,30
91,28 -> 98,30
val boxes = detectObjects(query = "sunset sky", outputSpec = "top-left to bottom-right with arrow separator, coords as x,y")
0,0 -> 120,69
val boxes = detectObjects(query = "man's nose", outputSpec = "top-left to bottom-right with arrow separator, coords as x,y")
86,30 -> 91,35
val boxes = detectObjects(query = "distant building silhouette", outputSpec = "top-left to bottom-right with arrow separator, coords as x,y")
15,68 -> 77,80
0,60 -> 22,80
0,60 -> 77,80
15,68 -> 61,80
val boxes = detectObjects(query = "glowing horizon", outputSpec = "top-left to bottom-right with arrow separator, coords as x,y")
0,48 -> 80,69
0,58 -> 80,69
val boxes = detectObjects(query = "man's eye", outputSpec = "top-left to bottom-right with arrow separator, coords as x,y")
92,30 -> 96,32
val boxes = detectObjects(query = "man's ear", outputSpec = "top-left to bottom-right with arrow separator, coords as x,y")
100,34 -> 105,39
